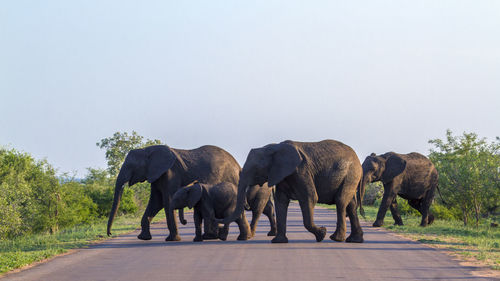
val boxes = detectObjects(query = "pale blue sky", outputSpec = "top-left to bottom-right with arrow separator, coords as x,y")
1,1 -> 499,177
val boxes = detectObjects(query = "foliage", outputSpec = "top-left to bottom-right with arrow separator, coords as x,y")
82,168 -> 137,217
96,131 -> 162,177
0,148 -> 141,241
0,148 -> 61,238
362,182 -> 383,206
429,130 -> 500,226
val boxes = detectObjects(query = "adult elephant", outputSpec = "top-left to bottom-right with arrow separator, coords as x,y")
360,152 -> 438,227
107,145 -> 240,241
245,183 -> 277,237
221,140 -> 364,243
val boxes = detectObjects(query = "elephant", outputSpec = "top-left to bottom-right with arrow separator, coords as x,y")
221,140 -> 364,244
170,181 -> 251,241
107,145 -> 240,241
360,152 -> 439,227
245,183 -> 277,237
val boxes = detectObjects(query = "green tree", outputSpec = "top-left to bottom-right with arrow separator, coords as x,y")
429,130 -> 500,226
96,131 -> 162,177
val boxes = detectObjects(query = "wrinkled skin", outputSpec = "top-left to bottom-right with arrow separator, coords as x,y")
361,152 -> 438,227
170,182 -> 251,242
245,184 -> 277,237
222,140 -> 364,244
107,145 -> 240,241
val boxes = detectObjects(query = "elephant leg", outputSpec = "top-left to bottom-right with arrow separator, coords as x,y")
389,197 -> 404,226
138,188 -> 163,240
218,224 -> 230,241
163,192 -> 181,241
202,220 -> 218,240
263,199 -> 277,236
249,198 -> 267,237
331,197 -> 348,242
271,185 -> 290,243
420,188 -> 436,227
293,176 -> 326,242
235,213 -> 251,240
346,198 -> 364,243
373,182 -> 398,227
193,208 -> 203,242
298,198 -> 326,242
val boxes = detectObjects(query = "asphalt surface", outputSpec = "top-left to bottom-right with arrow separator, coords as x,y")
2,203 -> 496,281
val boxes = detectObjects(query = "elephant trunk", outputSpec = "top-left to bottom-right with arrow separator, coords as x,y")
178,209 -> 187,225
107,170 -> 128,236
221,180 -> 248,225
358,174 -> 369,217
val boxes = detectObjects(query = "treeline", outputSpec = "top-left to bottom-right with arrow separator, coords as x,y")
0,132 -> 158,240
364,130 -> 500,226
0,131 -> 498,240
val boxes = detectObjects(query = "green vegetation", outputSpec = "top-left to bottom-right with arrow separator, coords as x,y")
429,130 -> 500,226
0,131 -> 162,274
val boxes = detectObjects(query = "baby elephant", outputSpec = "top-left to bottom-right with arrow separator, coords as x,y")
170,182 -> 251,242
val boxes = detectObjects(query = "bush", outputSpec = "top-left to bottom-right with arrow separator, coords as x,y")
363,182 -> 383,206
0,148 -> 140,240
430,203 -> 461,221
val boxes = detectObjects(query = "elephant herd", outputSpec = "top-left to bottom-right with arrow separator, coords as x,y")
107,139 -> 439,243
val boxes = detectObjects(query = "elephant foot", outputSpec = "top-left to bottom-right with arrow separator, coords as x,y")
267,229 -> 277,236
314,227 -> 327,242
218,228 -> 229,241
330,230 -> 346,242
394,221 -> 404,226
137,231 -> 152,240
165,234 -> 181,241
427,214 -> 435,225
372,221 -> 384,227
237,233 -> 250,241
202,232 -> 218,240
193,236 -> 203,242
271,236 -> 288,243
346,233 -> 364,243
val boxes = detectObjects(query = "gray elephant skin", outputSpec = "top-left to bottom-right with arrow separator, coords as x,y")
246,183 -> 277,237
107,145 -> 240,241
170,182 -> 251,241
222,139 -> 364,244
360,152 -> 439,227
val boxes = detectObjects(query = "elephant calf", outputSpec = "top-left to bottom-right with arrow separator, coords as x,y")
245,184 -> 277,237
170,182 -> 251,242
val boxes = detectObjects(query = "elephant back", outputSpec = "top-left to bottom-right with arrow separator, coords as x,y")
173,145 -> 241,185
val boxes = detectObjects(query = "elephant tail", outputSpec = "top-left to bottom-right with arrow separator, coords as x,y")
436,184 -> 447,206
357,178 -> 366,218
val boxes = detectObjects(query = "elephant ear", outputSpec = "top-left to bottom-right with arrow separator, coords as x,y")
146,145 -> 180,183
381,155 -> 407,183
268,143 -> 303,187
187,183 -> 203,209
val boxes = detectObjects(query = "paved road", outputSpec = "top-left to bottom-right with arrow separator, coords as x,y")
2,203 -> 495,281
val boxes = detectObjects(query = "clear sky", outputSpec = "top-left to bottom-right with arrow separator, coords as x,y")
1,1 -> 499,177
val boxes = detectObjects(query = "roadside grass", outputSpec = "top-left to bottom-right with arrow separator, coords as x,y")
0,215 -> 140,275
319,204 -> 500,270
